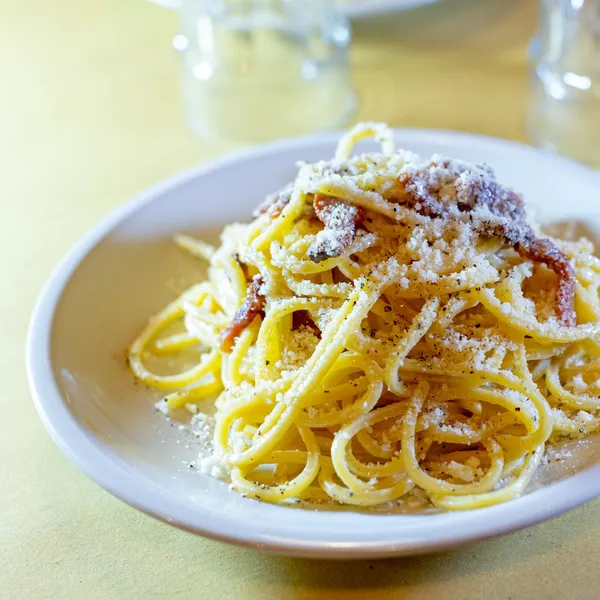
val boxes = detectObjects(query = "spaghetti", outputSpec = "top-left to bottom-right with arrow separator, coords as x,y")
128,123 -> 600,510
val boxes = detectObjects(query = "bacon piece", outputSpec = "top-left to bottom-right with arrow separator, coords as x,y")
253,186 -> 292,219
233,253 -> 251,281
473,222 -> 576,327
398,162 -> 526,222
292,310 -> 321,338
516,236 -> 576,327
307,194 -> 365,263
398,161 -> 577,326
398,172 -> 446,218
220,276 -> 265,352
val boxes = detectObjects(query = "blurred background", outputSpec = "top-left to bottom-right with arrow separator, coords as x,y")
0,2 -> 557,179
3,1 -> 600,598
4,1 -> 598,217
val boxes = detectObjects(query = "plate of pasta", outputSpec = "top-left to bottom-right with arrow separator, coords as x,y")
28,123 -> 600,558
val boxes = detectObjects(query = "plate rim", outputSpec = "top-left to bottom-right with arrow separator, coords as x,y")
343,0 -> 440,18
26,127 -> 600,559
145,0 -> 441,19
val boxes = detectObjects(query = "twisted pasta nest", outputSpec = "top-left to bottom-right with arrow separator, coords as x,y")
128,123 -> 600,511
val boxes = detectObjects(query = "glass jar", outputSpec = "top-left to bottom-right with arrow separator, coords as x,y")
528,0 -> 600,167
174,0 -> 357,143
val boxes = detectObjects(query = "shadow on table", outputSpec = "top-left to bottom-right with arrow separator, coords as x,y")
352,0 -> 533,52
349,0 -> 539,141
225,500 -> 599,595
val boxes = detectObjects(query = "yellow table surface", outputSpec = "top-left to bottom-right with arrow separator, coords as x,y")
4,0 -> 600,598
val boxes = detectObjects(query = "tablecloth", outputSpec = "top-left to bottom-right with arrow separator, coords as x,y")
4,0 -> 600,598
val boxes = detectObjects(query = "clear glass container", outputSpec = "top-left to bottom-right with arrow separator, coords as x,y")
174,0 -> 357,143
528,0 -> 600,167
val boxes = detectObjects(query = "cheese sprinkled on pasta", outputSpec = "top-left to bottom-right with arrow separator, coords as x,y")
128,123 -> 600,510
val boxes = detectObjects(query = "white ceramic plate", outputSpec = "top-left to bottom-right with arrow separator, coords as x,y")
341,0 -> 439,18
146,0 -> 439,18
28,129 -> 600,559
